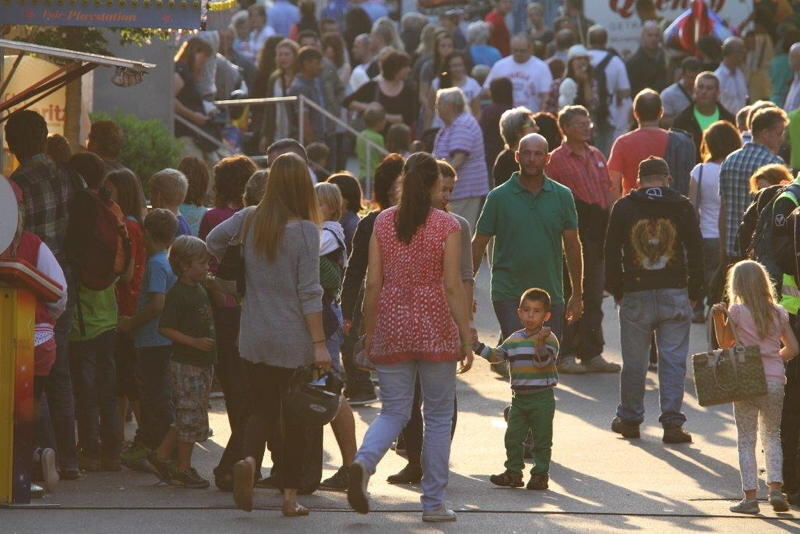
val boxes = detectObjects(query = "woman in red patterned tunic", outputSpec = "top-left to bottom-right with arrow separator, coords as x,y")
346,152 -> 472,523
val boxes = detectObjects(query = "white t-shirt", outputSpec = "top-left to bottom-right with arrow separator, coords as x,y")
430,76 -> 481,128
690,162 -> 721,239
587,49 -> 631,132
349,64 -> 370,93
483,56 -> 553,112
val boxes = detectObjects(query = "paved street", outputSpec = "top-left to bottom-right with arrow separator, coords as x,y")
5,265 -> 800,533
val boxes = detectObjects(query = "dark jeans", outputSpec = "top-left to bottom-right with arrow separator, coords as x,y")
492,299 -> 564,344
242,361 -> 306,490
212,306 -> 262,474
562,238 -> 605,362
135,346 -> 174,450
341,287 -> 375,398
401,375 -> 457,466
70,329 -> 121,459
115,331 -> 138,401
43,302 -> 78,471
783,315 -> 800,493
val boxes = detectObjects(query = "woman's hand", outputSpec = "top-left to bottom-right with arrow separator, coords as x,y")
313,343 -> 332,372
192,112 -> 208,126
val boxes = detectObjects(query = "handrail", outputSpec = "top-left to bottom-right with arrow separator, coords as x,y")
174,114 -> 232,155
214,95 -> 388,195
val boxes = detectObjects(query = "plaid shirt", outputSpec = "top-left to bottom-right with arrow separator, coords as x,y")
10,153 -> 81,265
546,142 -> 611,209
719,142 -> 783,257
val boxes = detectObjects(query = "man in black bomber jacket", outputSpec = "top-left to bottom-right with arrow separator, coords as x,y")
604,156 -> 704,445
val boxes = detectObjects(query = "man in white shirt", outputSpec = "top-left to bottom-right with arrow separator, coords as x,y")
348,34 -> 373,93
784,42 -> 800,112
586,25 -> 631,156
483,34 -> 552,112
248,4 -> 275,61
714,37 -> 748,115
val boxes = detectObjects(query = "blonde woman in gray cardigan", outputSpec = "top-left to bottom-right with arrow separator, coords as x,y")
206,153 -> 331,517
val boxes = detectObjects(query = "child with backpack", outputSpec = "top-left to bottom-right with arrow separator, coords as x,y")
145,236 -> 215,489
149,169 -> 192,237
712,260 -> 799,514
117,209 -> 178,470
106,169 -> 147,443
314,182 -> 358,492
65,153 -> 132,471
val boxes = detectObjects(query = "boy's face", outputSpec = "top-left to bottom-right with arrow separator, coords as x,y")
183,255 -> 210,284
517,298 -> 551,332
433,174 -> 454,210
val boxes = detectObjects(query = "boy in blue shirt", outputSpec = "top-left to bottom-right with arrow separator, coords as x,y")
118,209 -> 178,469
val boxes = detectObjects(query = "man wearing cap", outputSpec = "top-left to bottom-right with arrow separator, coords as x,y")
546,105 -> 618,374
604,156 -> 704,444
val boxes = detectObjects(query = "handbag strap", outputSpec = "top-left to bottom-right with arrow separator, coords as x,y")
707,306 -> 745,351
695,164 -> 704,217
232,209 -> 254,246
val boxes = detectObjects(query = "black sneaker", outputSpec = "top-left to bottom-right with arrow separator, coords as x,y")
172,467 -> 210,489
255,474 -> 279,489
489,470 -> 524,488
347,461 -> 370,514
663,426 -> 692,444
387,463 -> 422,484
611,417 -> 640,439
320,465 -> 350,492
214,467 -> 233,492
146,451 -> 174,484
527,472 -> 549,490
347,391 -> 378,406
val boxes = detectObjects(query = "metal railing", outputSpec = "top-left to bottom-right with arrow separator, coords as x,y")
214,95 -> 388,197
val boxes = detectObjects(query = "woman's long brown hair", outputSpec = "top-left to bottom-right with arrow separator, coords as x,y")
251,152 -> 320,261
395,152 -> 439,244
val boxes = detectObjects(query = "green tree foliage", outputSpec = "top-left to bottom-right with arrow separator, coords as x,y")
12,26 -> 170,57
91,111 -> 184,195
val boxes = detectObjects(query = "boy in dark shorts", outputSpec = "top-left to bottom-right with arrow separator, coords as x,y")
472,288 -> 559,490
146,235 -> 216,489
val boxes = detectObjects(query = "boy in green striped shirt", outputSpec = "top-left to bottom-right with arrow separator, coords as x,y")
472,288 -> 559,490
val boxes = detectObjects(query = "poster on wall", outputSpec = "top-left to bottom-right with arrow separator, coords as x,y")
584,0 -> 753,59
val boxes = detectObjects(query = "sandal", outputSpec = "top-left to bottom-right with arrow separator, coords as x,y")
282,503 -> 310,517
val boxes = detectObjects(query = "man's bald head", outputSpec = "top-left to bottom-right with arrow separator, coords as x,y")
518,133 -> 549,152
587,24 -> 607,49
641,21 -> 662,51
510,34 -> 532,63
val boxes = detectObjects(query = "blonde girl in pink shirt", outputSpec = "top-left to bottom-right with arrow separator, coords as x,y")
712,260 -> 799,514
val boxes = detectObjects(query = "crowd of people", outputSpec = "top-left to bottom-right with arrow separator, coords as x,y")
5,0 -> 800,523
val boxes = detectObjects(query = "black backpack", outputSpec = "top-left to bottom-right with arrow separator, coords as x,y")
594,50 -> 618,125
746,183 -> 800,281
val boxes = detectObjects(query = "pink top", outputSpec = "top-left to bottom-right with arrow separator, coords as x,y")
728,303 -> 789,384
369,207 -> 460,365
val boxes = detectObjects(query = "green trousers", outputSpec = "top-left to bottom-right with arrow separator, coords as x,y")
504,388 -> 554,475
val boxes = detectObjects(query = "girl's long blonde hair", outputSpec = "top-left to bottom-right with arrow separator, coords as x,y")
251,153 -> 320,261
726,260 -> 779,338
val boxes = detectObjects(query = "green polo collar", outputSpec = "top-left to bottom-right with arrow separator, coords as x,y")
509,172 -> 554,194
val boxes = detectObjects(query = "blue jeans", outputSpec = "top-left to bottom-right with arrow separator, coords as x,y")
70,329 -> 121,458
617,289 -> 691,428
354,359 -> 457,510
492,299 -> 564,345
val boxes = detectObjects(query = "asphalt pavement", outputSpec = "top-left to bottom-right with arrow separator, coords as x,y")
4,264 -> 800,533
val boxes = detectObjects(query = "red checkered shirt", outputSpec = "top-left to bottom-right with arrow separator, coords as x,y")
546,142 -> 611,210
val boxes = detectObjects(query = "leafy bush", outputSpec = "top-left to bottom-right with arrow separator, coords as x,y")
90,111 -> 184,195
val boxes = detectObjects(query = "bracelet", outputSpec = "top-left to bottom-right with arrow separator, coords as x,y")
313,339 -> 326,344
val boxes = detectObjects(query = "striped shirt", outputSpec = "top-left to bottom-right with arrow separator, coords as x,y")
474,328 -> 560,392
433,112 -> 489,201
719,142 -> 783,257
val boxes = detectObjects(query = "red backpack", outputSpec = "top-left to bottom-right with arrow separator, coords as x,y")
66,189 -> 131,291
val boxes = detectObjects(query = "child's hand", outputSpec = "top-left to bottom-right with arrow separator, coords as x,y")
193,337 -> 216,352
711,302 -> 727,313
536,327 -> 552,342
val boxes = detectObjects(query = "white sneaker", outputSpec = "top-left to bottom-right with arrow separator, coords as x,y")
40,448 -> 59,492
422,505 -> 457,522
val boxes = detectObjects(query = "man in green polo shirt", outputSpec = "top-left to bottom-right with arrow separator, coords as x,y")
472,133 -> 584,368
673,71 -> 735,160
